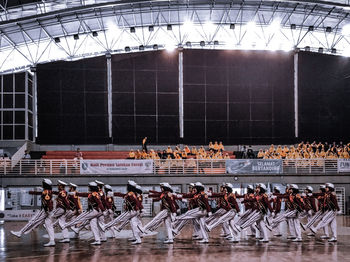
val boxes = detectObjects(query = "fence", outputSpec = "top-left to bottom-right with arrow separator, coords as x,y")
0,158 -> 349,175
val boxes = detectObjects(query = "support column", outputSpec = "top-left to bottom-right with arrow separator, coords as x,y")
31,67 -> 38,141
179,49 -> 184,139
106,54 -> 113,140
294,52 -> 299,138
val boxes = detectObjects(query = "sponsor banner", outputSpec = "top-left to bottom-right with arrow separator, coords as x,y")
226,159 -> 283,174
338,159 -> 350,173
1,210 -> 38,221
80,160 -> 153,174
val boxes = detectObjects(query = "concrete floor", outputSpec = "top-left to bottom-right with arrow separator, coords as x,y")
1,216 -> 350,262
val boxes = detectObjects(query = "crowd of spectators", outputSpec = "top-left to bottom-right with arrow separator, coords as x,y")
128,141 -> 232,160
257,141 -> 350,160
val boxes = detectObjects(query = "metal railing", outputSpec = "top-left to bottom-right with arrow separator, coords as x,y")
0,158 -> 348,175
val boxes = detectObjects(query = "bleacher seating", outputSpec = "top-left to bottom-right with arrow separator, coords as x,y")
42,151 -> 129,159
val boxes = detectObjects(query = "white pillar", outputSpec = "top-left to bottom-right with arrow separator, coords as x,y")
294,52 -> 298,138
179,49 -> 184,139
31,67 -> 38,141
106,54 -> 113,139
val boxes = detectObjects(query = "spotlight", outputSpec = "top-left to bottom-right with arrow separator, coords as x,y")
130,27 -> 136,33
214,40 -> 219,45
92,31 -> 98,37
54,37 -> 60,43
308,26 -> 314,31
153,44 -> 158,50
200,41 -> 205,47
139,45 -> 144,51
326,27 -> 332,33
305,46 -> 310,51
185,41 -> 191,47
331,48 -> 336,54
318,47 -> 324,53
149,25 -> 154,32
230,24 -> 235,29
290,24 -> 296,30
125,46 -> 131,52
73,34 -> 79,40
30,67 -> 37,72
167,24 -> 172,30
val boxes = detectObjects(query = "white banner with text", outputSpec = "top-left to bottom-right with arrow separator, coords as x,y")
80,160 -> 153,174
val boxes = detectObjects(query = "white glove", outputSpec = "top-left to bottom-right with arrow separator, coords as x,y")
236,213 -> 241,217
68,191 -> 75,196
171,213 -> 176,222
182,199 -> 188,203
301,193 -> 306,197
207,212 -> 212,217
271,195 -> 277,199
36,187 -> 43,191
271,212 -> 275,217
107,191 -> 113,197
103,210 -> 109,216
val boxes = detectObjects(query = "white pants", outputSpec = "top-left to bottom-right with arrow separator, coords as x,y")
51,208 -> 69,239
177,208 -> 209,241
314,211 -> 337,237
19,210 -> 55,242
104,210 -> 138,231
64,209 -> 102,241
208,209 -> 236,231
142,210 -> 174,241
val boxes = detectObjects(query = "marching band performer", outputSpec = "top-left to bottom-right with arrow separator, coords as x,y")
100,180 -> 142,244
139,183 -> 177,243
63,182 -> 106,245
11,179 -> 56,247
310,183 -> 339,242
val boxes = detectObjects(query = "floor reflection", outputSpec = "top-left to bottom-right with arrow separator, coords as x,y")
1,216 -> 349,262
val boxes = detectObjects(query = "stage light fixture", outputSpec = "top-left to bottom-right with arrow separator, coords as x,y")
185,41 -> 191,47
92,31 -> 98,37
331,48 -> 336,54
305,46 -> 310,51
130,27 -> 136,33
214,40 -> 219,45
54,37 -> 60,43
139,45 -> 144,51
230,24 -> 235,29
200,41 -> 205,47
125,46 -> 131,52
73,34 -> 79,40
149,25 -> 154,32
167,24 -> 172,30
291,24 -> 296,30
153,44 -> 158,50
318,47 -> 324,53
326,27 -> 332,33
308,26 -> 314,31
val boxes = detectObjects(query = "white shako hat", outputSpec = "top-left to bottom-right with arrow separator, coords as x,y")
273,186 -> 280,192
89,182 -> 98,187
247,184 -> 254,190
225,183 -> 233,189
189,183 -> 195,187
325,183 -> 334,189
258,183 -> 267,191
195,182 -> 204,188
319,185 -> 326,189
104,184 -> 113,191
95,180 -> 104,186
69,183 -> 78,188
290,184 -> 299,190
57,180 -> 68,186
306,186 -> 313,192
128,180 -> 137,187
43,179 -> 52,185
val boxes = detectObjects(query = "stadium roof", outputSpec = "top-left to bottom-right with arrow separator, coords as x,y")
1,0 -> 350,73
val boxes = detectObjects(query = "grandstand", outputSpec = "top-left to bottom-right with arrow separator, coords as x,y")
0,0 -> 350,261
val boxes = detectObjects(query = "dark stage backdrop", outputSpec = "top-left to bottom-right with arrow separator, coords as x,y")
183,50 -> 295,145
37,56 -> 108,144
298,52 -> 350,142
112,51 -> 179,144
